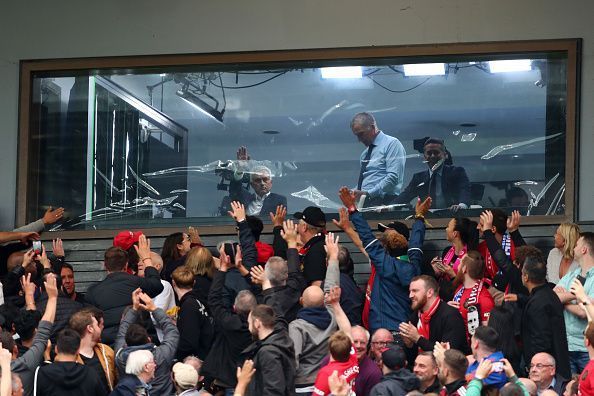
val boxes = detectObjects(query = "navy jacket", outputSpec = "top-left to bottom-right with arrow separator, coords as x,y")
220,179 -> 287,216
350,211 -> 424,333
395,165 -> 471,207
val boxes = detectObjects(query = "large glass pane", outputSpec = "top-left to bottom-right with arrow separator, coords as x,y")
27,52 -> 569,230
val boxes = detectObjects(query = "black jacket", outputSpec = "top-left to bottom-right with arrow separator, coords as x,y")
258,248 -> 306,322
222,179 -> 288,216
34,361 -> 104,396
370,368 -> 420,396
85,267 -> 164,345
520,283 -> 571,378
240,324 -> 296,396
36,293 -> 83,341
406,300 -> 469,363
176,290 -> 214,361
395,165 -> 471,208
202,270 -> 253,388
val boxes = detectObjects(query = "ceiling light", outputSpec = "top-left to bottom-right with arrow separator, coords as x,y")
321,66 -> 362,79
403,63 -> 446,76
176,90 -> 224,124
488,59 -> 532,73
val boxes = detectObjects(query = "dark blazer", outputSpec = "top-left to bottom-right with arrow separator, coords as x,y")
520,283 -> 571,378
220,179 -> 287,216
395,165 -> 471,207
405,300 -> 469,364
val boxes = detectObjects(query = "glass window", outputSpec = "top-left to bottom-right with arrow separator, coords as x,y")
23,45 -> 575,231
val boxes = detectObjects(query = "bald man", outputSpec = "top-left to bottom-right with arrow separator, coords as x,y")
288,247 -> 339,392
370,329 -> 394,369
529,352 -> 569,395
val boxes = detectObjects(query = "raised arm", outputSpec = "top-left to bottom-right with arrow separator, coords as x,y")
134,235 -> 164,297
270,205 -> 288,259
208,248 -> 243,330
481,211 -> 515,274
325,286 -> 351,339
332,208 -> 367,257
230,201 -> 258,270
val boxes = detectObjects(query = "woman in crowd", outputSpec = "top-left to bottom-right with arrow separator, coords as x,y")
547,222 -> 580,284
431,217 -> 479,300
184,246 -> 215,305
161,232 -> 193,282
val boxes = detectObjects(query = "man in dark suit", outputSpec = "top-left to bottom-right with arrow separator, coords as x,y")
395,138 -> 470,211
220,146 -> 287,216
520,256 -> 571,378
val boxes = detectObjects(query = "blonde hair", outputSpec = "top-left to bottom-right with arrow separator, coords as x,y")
184,247 -> 214,278
558,223 -> 581,260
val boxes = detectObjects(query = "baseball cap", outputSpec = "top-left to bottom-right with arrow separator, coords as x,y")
377,221 -> 410,240
381,344 -> 407,370
172,362 -> 199,389
294,207 -> 326,228
113,230 -> 143,251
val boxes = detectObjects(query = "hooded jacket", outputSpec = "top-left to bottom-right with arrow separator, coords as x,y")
350,212 -> 425,333
288,256 -> 339,385
240,324 -> 296,396
176,289 -> 214,361
114,308 -> 179,396
33,361 -> 104,396
369,368 -> 421,396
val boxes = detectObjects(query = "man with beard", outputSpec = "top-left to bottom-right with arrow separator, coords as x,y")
399,275 -> 468,362
241,304 -> 296,395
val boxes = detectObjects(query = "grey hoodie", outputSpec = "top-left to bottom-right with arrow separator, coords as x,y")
369,368 -> 421,396
11,320 -> 53,396
288,258 -> 339,385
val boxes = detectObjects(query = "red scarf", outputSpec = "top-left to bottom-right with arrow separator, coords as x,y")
418,298 -> 441,340
362,266 -> 376,329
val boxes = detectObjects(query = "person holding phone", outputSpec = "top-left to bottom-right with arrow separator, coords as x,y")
554,232 -> 594,375
465,327 -> 507,389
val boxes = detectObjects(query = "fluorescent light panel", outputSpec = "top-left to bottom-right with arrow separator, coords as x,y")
321,66 -> 362,79
403,63 -> 445,76
488,59 -> 532,73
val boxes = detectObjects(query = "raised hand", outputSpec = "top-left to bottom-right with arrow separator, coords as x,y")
324,286 -> 342,306
44,273 -> 59,299
218,245 -> 231,272
132,288 -> 142,311
236,359 -> 256,391
228,201 -> 246,222
281,220 -> 298,248
21,273 -> 37,298
43,206 -> 65,225
19,232 -> 40,244
415,197 -> 432,217
138,292 -> 157,312
188,226 -> 203,245
22,250 -> 36,270
500,358 -> 516,379
479,210 -> 494,233
52,238 -> 65,257
474,359 -> 494,380
324,232 -> 340,261
134,234 -> 153,267
237,146 -> 250,161
507,210 -> 521,233
269,205 -> 286,227
37,244 -> 51,269
249,265 -> 266,287
338,186 -> 357,210
332,207 -> 353,232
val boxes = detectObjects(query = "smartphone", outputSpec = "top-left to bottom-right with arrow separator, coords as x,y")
224,242 -> 238,263
32,240 -> 42,255
492,361 -> 504,372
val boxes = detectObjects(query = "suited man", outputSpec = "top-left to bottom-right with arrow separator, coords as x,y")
221,146 -> 287,216
395,138 -> 470,211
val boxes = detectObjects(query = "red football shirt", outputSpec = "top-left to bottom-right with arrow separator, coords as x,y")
579,359 -> 594,396
455,283 -> 494,340
312,345 -> 359,396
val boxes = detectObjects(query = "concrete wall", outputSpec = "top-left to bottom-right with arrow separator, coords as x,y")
1,0 -> 593,229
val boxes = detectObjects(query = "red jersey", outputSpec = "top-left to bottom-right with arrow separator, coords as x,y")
453,281 -> 494,340
312,345 -> 359,396
579,359 -> 594,396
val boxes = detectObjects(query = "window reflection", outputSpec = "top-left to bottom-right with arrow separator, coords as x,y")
28,54 -> 569,230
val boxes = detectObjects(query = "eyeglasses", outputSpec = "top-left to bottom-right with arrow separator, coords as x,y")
529,363 -> 554,369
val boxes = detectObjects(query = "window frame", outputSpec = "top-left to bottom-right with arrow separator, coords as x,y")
17,39 -> 581,238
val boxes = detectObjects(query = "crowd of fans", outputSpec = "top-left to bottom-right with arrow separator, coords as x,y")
0,192 -> 592,396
